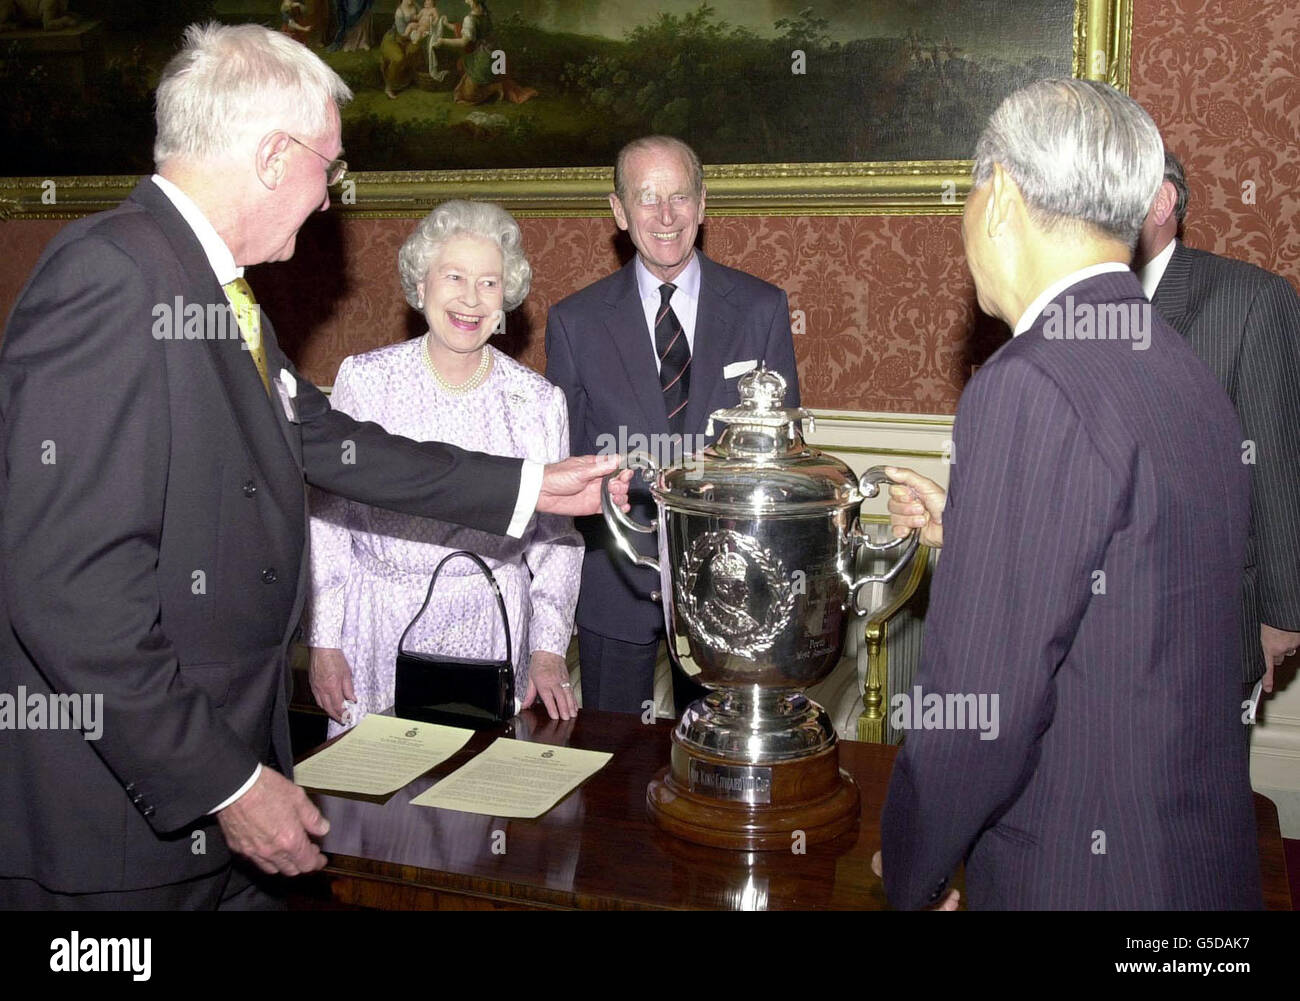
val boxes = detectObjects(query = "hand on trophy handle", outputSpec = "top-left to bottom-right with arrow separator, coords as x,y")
849,466 -> 922,609
540,455 -> 632,517
871,850 -> 960,911
600,450 -> 661,572
884,465 -> 946,549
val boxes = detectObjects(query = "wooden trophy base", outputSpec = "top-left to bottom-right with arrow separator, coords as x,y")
646,731 -> 860,851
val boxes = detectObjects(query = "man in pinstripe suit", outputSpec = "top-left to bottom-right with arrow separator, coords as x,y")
877,80 -> 1262,909
1136,152 -> 1300,697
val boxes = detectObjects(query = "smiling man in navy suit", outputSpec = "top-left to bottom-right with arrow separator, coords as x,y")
546,136 -> 801,715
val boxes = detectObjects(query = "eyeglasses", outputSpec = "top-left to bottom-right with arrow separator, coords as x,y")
286,134 -> 348,186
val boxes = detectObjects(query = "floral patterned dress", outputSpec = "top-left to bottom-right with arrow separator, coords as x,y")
304,340 -> 582,736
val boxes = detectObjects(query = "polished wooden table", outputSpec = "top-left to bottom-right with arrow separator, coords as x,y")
300,708 -> 1291,911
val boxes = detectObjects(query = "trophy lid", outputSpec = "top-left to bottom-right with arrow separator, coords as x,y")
655,368 -> 862,516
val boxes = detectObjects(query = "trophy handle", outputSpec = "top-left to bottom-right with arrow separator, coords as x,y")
848,465 -> 920,611
601,449 -> 661,573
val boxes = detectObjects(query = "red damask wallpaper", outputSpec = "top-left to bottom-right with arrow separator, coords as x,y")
2,0 -> 1297,414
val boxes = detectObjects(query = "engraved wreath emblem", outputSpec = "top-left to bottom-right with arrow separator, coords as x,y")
675,530 -> 795,658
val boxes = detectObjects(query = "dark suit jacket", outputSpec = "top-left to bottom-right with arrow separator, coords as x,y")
545,253 -> 800,643
1152,241 -> 1300,683
0,179 -> 523,893
881,271 -> 1262,909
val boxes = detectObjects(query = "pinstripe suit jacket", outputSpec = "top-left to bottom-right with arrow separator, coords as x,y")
881,270 -> 1262,910
1152,242 -> 1300,683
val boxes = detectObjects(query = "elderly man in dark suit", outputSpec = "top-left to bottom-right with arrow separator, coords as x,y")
877,79 -> 1261,909
545,136 -> 800,715
0,22 -> 624,910
1135,151 -> 1300,698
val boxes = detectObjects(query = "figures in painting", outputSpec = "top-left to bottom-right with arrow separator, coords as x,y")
279,0 -> 312,45
417,0 -> 453,80
0,0 -> 77,31
379,0 -> 420,98
328,0 -> 373,51
434,0 -> 536,105
380,0 -> 452,99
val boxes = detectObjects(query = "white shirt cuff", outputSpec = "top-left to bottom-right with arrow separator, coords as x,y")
209,764 -> 262,814
507,460 -> 543,539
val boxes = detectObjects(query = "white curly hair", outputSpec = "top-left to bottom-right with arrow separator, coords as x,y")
398,200 -> 532,312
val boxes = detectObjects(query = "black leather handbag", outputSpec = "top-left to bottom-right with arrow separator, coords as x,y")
394,550 -> 514,729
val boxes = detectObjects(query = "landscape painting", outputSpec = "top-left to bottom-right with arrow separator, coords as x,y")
0,0 -> 1084,178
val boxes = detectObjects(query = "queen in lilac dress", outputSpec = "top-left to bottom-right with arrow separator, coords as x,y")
304,201 -> 583,736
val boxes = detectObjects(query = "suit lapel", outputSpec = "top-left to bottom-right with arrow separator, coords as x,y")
602,260 -> 670,432
1151,241 -> 1192,331
130,181 -> 303,535
683,253 -> 740,437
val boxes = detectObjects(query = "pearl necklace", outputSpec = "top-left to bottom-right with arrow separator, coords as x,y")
423,337 -> 492,395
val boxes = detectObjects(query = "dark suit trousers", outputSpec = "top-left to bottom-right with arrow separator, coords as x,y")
578,627 -> 707,715
0,861 -> 285,911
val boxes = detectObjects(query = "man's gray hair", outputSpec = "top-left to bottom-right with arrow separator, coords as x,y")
398,200 -> 532,312
154,22 -> 353,167
613,135 -> 704,203
1163,150 -> 1189,225
971,78 -> 1164,248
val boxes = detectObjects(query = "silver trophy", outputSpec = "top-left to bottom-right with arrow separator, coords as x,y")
601,368 -> 920,849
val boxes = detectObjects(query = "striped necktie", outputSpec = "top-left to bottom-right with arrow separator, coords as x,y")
223,277 -> 270,395
656,282 -> 690,435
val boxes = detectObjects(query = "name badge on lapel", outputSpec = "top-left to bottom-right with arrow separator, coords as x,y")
276,368 -> 299,423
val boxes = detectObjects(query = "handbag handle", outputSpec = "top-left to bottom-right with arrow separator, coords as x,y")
396,551 -> 512,667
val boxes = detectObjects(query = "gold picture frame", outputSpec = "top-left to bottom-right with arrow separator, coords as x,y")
0,0 -> 1130,221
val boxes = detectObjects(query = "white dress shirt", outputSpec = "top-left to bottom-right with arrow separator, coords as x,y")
152,174 -> 243,285
1012,261 -> 1133,336
636,252 -> 701,371
1138,238 -> 1177,301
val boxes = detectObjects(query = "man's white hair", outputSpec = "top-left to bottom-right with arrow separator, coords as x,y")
971,78 -> 1164,249
154,22 -> 353,168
